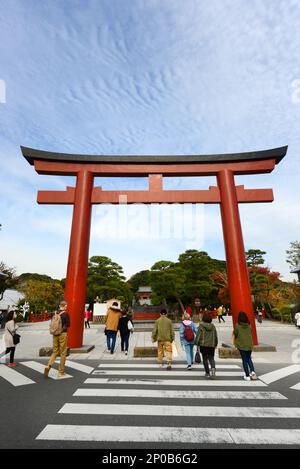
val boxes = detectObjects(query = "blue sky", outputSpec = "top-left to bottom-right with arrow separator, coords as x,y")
0,0 -> 300,281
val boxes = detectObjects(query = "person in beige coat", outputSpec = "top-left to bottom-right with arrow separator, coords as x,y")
105,302 -> 122,354
2,311 -> 19,366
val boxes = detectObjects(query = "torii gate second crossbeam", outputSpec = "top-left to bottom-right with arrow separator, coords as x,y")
21,145 -> 288,348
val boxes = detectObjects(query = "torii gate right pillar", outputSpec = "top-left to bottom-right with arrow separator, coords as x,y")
217,169 -> 258,345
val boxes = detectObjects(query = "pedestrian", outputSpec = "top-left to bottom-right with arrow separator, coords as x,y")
105,301 -> 122,354
118,310 -> 134,355
44,300 -> 70,378
194,313 -> 218,379
217,305 -> 225,323
257,308 -> 263,324
152,309 -> 175,370
2,310 -> 19,366
232,311 -> 257,381
179,312 -> 198,370
295,311 -> 300,329
84,308 -> 91,329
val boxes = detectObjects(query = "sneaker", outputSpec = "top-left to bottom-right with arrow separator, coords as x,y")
44,365 -> 51,378
159,363 -> 164,368
210,368 -> 216,380
250,372 -> 257,380
7,362 -> 17,367
166,364 -> 172,370
186,365 -> 192,370
205,373 -> 210,379
110,350 -> 114,355
244,375 -> 251,381
125,351 -> 128,355
58,372 -> 66,378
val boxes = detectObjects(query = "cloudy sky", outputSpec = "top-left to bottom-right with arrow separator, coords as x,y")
0,0 -> 300,281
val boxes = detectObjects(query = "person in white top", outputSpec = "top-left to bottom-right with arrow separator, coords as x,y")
295,311 -> 300,329
2,310 -> 19,366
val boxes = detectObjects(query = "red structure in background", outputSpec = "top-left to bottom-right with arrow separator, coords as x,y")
21,145 -> 287,348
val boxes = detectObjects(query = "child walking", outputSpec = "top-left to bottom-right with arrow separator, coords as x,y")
233,311 -> 257,381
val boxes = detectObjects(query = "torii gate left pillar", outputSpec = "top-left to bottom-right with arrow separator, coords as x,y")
21,145 -> 287,349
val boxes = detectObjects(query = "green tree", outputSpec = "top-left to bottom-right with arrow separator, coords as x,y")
127,270 -> 150,294
286,241 -> 300,268
149,261 -> 186,312
178,250 -> 217,305
245,249 -> 267,268
87,256 -> 131,307
21,280 -> 64,312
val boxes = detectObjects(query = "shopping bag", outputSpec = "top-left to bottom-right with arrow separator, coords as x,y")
172,342 -> 178,358
195,349 -> 201,363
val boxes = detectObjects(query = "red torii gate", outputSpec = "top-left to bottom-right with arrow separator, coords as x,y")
21,145 -> 287,348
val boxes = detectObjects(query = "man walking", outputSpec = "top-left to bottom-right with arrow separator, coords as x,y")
44,300 -> 70,378
152,309 -> 175,370
217,305 -> 225,323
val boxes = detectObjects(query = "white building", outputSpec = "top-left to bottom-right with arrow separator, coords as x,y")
0,289 -> 24,313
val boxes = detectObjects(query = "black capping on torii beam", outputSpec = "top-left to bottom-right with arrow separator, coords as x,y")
21,145 -> 288,165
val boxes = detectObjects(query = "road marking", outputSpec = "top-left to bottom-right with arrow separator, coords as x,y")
84,377 -> 267,387
290,382 -> 300,391
59,403 -> 299,418
92,370 -> 244,377
36,425 -> 300,444
73,388 -> 285,399
0,364 -> 35,387
259,365 -> 300,384
55,360 -> 94,374
20,361 -> 72,380
97,363 -> 241,369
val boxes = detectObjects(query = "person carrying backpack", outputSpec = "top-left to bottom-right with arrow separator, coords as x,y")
44,300 -> 70,378
195,313 -> 218,379
179,312 -> 198,370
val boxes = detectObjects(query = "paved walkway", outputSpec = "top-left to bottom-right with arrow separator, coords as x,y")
1,319 -> 299,364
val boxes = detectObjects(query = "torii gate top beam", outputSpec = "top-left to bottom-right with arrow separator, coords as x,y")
21,145 -> 287,177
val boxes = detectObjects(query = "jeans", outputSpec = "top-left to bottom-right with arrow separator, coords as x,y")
120,333 -> 130,352
184,343 -> 194,366
48,332 -> 68,374
239,349 -> 255,377
200,346 -> 216,374
106,330 -> 117,352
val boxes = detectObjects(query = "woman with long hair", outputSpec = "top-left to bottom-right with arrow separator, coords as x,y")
232,311 -> 257,381
3,310 -> 19,366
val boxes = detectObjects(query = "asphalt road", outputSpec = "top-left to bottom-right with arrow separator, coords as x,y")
1,359 -> 300,450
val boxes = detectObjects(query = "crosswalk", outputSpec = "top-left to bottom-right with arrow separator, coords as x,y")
0,359 -> 94,386
35,361 -> 300,447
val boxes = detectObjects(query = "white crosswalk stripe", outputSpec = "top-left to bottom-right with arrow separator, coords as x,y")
35,361 -> 300,446
92,370 -> 244,377
0,364 -> 35,387
55,359 -> 94,374
36,425 -> 300,445
21,361 -> 73,380
73,389 -> 286,399
84,377 -> 266,387
59,403 -> 300,418
259,365 -> 300,384
98,363 -> 241,369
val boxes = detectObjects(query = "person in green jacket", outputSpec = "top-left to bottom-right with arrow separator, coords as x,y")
232,311 -> 257,381
152,309 -> 175,370
194,313 -> 218,379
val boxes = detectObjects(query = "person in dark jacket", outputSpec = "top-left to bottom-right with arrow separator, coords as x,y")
118,310 -> 133,355
232,311 -> 257,381
194,313 -> 218,379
